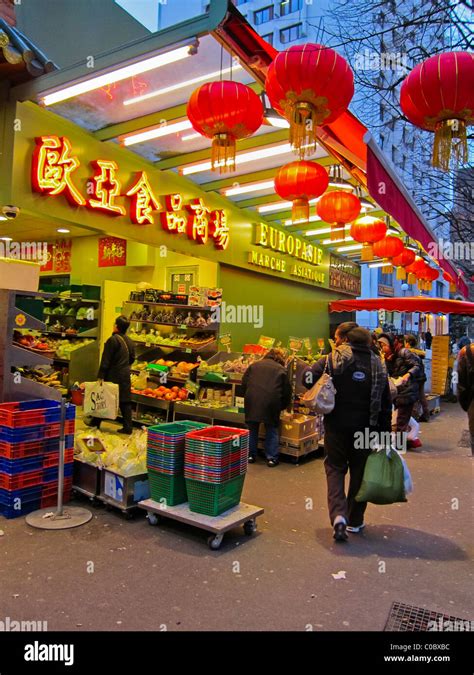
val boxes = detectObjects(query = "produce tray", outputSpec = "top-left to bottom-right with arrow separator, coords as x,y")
148,469 -> 187,506
0,400 -> 75,428
0,419 -> 75,442
0,434 -> 75,460
185,475 -> 245,517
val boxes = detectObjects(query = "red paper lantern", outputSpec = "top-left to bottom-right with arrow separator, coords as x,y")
392,248 -> 416,280
420,266 -> 439,292
443,270 -> 456,293
400,52 -> 474,170
265,44 -> 354,158
350,217 -> 387,261
316,190 -> 361,241
274,161 -> 329,222
372,236 -> 404,274
405,258 -> 428,287
186,81 -> 264,173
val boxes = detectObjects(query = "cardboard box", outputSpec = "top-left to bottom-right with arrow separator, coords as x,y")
259,414 -> 318,442
0,259 -> 40,292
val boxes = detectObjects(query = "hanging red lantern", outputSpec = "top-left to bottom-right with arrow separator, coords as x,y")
316,190 -> 361,241
443,270 -> 457,293
350,217 -> 387,261
372,236 -> 404,274
400,52 -> 474,170
186,81 -> 264,173
405,258 -> 429,288
265,44 -> 354,158
274,161 -> 329,222
420,266 -> 439,292
392,248 -> 416,280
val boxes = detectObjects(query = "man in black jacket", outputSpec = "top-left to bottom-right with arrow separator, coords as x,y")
457,343 -> 474,456
378,333 -> 422,440
303,324 -> 392,542
242,348 -> 293,467
91,315 -> 136,434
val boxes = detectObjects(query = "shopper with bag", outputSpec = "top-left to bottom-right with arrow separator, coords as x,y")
378,334 -> 422,443
404,334 -> 430,423
242,348 -> 293,467
89,315 -> 136,435
456,341 -> 474,456
303,323 -> 392,542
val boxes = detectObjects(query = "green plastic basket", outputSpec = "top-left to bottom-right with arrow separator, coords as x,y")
185,475 -> 245,516
148,470 -> 187,506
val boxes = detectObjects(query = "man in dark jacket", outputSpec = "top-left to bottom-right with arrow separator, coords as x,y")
425,329 -> 433,350
303,323 -> 392,542
242,348 -> 293,467
91,315 -> 136,434
456,342 -> 474,456
378,333 -> 422,439
405,334 -> 429,422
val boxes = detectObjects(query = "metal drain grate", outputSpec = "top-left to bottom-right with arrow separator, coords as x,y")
385,602 -> 472,632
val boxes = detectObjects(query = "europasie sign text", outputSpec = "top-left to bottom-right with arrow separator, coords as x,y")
31,135 -> 229,251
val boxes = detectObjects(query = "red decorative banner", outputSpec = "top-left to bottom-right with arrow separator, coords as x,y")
40,243 -> 54,272
98,236 -> 127,267
54,239 -> 72,273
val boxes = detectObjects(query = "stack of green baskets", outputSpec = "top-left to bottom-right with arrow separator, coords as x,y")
184,426 -> 249,516
147,421 -> 208,506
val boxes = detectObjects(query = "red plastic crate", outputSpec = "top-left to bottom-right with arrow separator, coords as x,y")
41,477 -> 72,501
0,435 -> 75,460
0,469 -> 43,490
40,480 -> 72,508
43,448 -> 74,468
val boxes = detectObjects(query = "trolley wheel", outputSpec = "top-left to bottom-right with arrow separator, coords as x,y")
124,511 -> 134,521
207,534 -> 224,550
243,519 -> 257,536
147,512 -> 161,526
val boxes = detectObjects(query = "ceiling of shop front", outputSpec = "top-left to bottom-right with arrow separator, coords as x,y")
28,31 -> 398,263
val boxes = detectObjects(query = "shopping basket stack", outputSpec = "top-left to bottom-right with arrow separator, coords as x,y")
0,400 -> 75,519
184,427 -> 249,516
146,421 -> 208,506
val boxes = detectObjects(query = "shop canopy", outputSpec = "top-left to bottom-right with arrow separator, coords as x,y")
329,297 -> 474,315
6,0 -> 468,296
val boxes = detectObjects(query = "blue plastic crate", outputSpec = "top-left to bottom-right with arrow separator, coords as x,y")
0,499 -> 41,519
0,440 -> 74,474
0,400 -> 76,428
0,420 -> 75,443
43,463 -> 74,483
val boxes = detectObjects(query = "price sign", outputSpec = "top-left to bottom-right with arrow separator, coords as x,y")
219,333 -> 232,352
288,337 -> 303,353
258,335 -> 276,349
303,337 -> 312,353
317,338 -> 325,352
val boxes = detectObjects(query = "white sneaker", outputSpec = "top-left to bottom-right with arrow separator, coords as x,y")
346,524 -> 365,533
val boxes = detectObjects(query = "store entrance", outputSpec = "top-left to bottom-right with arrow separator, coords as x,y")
167,266 -> 199,295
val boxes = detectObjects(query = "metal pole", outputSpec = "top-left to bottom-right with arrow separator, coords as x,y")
56,397 -> 66,516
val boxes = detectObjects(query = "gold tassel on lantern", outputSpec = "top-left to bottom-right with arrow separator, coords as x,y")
211,133 -> 236,173
449,282 -> 456,293
289,102 -> 318,159
361,243 -> 374,262
382,259 -> 393,275
331,223 -> 345,242
407,273 -> 416,285
291,198 -> 309,223
397,267 -> 407,280
432,119 -> 468,171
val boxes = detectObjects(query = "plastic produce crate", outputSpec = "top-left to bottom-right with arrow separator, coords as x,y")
185,475 -> 245,517
0,448 -> 74,474
0,480 -> 72,519
0,435 -> 75,460
148,469 -> 187,506
0,400 -> 76,428
0,420 -> 75,443
0,463 -> 73,490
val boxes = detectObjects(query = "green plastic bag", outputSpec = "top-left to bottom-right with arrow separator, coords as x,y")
355,448 -> 407,505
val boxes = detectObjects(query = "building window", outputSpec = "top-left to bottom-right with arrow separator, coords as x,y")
280,23 -> 303,43
280,0 -> 303,15
378,268 -> 393,287
436,281 -> 444,298
254,5 -> 274,24
380,134 -> 385,150
262,32 -> 274,46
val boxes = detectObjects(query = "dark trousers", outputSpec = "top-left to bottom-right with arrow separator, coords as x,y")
324,426 -> 370,527
92,402 -> 133,432
418,382 -> 429,417
393,402 -> 415,433
467,401 -> 474,456
247,422 -> 279,460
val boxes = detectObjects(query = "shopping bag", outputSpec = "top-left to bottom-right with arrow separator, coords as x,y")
407,417 -> 420,442
301,357 -> 336,414
400,454 -> 413,495
83,381 -> 119,420
355,447 -> 407,505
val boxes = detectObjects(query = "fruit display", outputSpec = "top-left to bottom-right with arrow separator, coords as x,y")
129,307 -> 215,327
199,354 -> 261,377
170,361 -> 200,378
131,385 -> 189,401
75,427 -> 148,477
199,387 -> 233,406
15,367 -> 66,392
128,328 -> 181,347
180,333 -> 216,349
14,330 -> 94,360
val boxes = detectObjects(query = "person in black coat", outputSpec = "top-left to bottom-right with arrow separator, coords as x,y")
242,348 -> 293,467
456,342 -> 474,455
91,315 -> 136,434
303,323 -> 392,542
425,330 -> 433,350
378,333 -> 421,439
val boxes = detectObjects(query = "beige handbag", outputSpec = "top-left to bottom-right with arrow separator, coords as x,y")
301,356 -> 336,414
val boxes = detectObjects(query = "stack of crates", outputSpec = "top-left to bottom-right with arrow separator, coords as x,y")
0,400 -> 75,519
146,421 -> 208,506
184,427 -> 249,516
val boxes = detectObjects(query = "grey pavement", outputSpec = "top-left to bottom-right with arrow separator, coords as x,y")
0,402 -> 472,631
